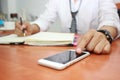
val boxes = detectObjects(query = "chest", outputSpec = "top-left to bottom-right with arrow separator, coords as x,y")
57,0 -> 99,21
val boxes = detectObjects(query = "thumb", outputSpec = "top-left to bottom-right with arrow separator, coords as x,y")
20,25 -> 26,30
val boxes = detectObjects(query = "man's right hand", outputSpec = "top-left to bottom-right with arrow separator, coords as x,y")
15,21 -> 40,37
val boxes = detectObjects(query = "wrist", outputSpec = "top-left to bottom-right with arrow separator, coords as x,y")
97,29 -> 113,43
99,26 -> 118,39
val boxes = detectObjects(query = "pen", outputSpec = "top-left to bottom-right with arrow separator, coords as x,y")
20,17 -> 26,37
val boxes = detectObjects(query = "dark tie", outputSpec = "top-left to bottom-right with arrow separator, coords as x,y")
70,11 -> 78,33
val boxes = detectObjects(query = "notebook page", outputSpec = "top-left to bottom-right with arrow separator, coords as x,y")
0,34 -> 28,44
25,32 -> 74,41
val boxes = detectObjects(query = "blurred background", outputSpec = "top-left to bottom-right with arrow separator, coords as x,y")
0,0 -> 120,31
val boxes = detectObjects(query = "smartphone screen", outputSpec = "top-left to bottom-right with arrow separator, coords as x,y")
44,50 -> 86,64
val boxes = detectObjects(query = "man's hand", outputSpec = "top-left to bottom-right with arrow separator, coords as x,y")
15,21 -> 40,37
76,29 -> 111,54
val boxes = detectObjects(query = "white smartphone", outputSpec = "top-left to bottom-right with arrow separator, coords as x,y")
38,49 -> 90,70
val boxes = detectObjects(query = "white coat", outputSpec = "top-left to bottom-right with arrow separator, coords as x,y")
32,0 -> 120,35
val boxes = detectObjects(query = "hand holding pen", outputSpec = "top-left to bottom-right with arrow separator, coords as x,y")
15,17 -> 40,37
15,20 -> 33,37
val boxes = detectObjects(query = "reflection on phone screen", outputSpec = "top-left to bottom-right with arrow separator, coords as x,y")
45,51 -> 86,64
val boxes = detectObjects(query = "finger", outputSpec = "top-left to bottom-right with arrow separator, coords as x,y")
23,21 -> 30,28
75,35 -> 83,53
14,27 -> 23,36
15,21 -> 26,30
21,25 -> 26,30
76,48 -> 82,54
15,21 -> 22,30
93,39 -> 107,54
102,42 -> 111,54
23,22 -> 33,35
15,21 -> 20,27
86,32 -> 105,52
25,30 -> 32,36
77,29 -> 95,49
76,29 -> 96,53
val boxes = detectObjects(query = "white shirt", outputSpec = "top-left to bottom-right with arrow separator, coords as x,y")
32,0 -> 120,35
71,0 -> 81,12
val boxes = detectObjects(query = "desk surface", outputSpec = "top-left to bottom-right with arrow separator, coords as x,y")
0,37 -> 120,80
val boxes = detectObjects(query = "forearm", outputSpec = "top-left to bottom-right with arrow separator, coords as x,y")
99,26 -> 118,39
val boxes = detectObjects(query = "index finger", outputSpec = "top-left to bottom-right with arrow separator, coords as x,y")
15,21 -> 22,29
76,29 -> 96,53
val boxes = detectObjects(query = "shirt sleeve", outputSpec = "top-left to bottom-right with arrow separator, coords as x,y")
97,0 -> 120,38
31,0 -> 58,31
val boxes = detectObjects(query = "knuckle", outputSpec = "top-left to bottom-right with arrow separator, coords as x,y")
97,32 -> 106,39
86,45 -> 93,52
103,49 -> 109,54
103,44 -> 111,54
94,48 -> 101,54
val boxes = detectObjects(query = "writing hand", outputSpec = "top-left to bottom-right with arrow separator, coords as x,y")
15,21 -> 33,37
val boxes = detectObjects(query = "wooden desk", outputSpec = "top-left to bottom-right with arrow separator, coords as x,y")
0,30 -> 14,36
0,38 -> 120,80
